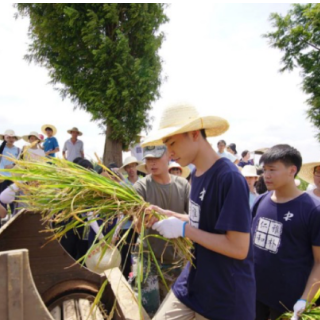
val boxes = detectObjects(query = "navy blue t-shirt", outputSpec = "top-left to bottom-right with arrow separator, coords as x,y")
173,158 -> 255,320
252,192 -> 320,312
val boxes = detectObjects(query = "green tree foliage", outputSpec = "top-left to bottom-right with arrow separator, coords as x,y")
264,4 -> 320,141
16,4 -> 168,164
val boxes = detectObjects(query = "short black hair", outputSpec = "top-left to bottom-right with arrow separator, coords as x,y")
200,129 -> 207,139
73,157 -> 83,164
45,127 -> 53,131
78,159 -> 94,170
241,150 -> 249,158
217,140 -> 226,146
259,144 -> 302,177
227,143 -> 237,154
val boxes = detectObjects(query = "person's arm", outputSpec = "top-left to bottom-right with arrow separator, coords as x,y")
81,141 -> 84,158
0,203 -> 7,218
147,205 -> 189,222
81,150 -> 84,158
186,226 -> 250,260
62,141 -> 67,159
301,246 -> 320,301
291,246 -> 320,317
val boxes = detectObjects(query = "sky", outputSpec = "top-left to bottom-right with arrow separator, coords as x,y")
1,3 -> 320,163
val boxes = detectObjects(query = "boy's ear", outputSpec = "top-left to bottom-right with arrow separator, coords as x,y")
289,165 -> 298,177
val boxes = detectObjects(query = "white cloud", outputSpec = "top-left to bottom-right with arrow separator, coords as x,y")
1,3 -> 319,164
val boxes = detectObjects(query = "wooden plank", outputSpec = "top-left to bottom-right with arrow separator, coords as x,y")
105,268 -> 151,320
0,251 -> 8,317
63,299 -> 78,320
8,251 -> 23,320
50,306 -> 62,320
78,299 -> 93,320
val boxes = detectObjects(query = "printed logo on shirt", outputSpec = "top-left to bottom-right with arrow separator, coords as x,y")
189,200 -> 200,229
283,211 -> 294,221
199,188 -> 206,201
254,217 -> 283,254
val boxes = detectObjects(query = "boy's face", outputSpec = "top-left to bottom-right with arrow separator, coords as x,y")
45,129 -> 53,137
262,160 -> 297,190
124,163 -> 138,178
217,142 -> 225,153
245,176 -> 257,189
164,132 -> 197,167
314,166 -> 320,189
146,151 -> 170,177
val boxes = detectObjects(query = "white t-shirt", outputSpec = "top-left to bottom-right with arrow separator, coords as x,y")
306,189 -> 320,201
27,148 -> 45,161
217,151 -> 237,163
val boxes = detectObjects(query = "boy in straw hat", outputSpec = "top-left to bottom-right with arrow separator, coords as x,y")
119,156 -> 142,185
62,127 -> 84,162
252,145 -> 320,320
0,129 -> 21,214
140,103 -> 254,320
299,161 -> 320,201
41,124 -> 59,158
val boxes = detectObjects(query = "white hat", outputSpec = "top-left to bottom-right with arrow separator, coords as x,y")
0,129 -> 21,141
119,156 -> 142,173
41,124 -> 57,136
141,103 -> 229,147
298,162 -> 320,185
241,165 -> 258,177
22,131 -> 44,143
85,244 -> 121,274
67,127 -> 83,136
168,162 -> 191,178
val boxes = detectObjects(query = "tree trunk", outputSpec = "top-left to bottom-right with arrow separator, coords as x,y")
102,125 -> 123,167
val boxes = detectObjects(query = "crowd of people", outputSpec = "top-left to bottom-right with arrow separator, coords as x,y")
0,102 -> 320,320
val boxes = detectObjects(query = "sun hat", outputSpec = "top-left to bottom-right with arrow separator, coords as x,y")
67,127 -> 83,136
22,131 -> 44,143
141,103 -> 229,147
168,162 -> 191,178
241,165 -> 259,178
119,156 -> 142,173
136,163 -> 148,174
298,162 -> 320,185
254,148 -> 269,155
143,145 -> 167,159
41,124 -> 57,136
0,129 -> 21,141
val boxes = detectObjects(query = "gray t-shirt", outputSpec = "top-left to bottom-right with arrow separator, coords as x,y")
63,139 -> 84,162
134,174 -> 190,264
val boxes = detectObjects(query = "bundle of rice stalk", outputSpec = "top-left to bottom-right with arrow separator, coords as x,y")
0,155 -> 193,318
277,284 -> 320,320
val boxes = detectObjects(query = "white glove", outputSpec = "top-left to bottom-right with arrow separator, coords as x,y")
0,184 -> 19,204
152,217 -> 187,239
291,299 -> 307,320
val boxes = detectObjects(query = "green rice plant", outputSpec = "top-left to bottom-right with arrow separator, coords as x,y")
277,283 -> 320,319
0,155 -> 193,318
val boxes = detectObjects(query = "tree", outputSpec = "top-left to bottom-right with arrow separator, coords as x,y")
264,4 -> 320,141
16,4 -> 168,165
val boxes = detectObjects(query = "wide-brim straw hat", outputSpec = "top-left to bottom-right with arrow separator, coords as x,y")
168,162 -> 191,178
119,156 -> 142,173
298,162 -> 320,185
137,163 -> 148,174
41,124 -> 57,136
0,129 -> 21,141
241,165 -> 259,177
22,131 -> 44,143
141,103 -> 229,147
67,127 -> 83,136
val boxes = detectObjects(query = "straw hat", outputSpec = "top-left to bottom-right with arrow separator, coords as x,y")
168,162 -> 191,178
241,165 -> 259,177
0,129 -> 21,141
141,103 -> 229,147
22,131 -> 44,143
298,162 -> 320,185
137,163 -> 148,174
119,156 -> 142,173
254,148 -> 269,155
67,127 -> 83,136
41,124 -> 57,136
